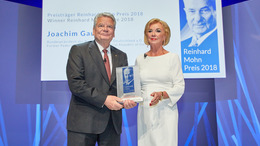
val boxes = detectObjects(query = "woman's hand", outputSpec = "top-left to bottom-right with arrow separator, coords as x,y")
150,92 -> 162,106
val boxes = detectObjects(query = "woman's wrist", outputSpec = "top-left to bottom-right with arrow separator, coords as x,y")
160,91 -> 164,100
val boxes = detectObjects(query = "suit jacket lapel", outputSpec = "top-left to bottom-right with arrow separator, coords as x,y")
89,41 -> 110,84
110,47 -> 119,85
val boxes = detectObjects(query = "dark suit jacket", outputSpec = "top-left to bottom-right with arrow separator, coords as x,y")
66,40 -> 128,134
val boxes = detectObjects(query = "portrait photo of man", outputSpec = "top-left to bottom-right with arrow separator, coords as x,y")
180,0 -> 220,74
122,67 -> 134,93
181,0 -> 217,48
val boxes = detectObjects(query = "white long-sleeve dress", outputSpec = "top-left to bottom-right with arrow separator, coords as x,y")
135,52 -> 185,146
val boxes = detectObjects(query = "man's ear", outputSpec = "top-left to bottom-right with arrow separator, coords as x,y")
93,28 -> 95,36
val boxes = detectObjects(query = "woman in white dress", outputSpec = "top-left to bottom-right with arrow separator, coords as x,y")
136,18 -> 185,146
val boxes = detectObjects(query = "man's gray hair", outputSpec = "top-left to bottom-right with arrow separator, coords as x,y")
183,0 -> 216,10
93,12 -> 116,29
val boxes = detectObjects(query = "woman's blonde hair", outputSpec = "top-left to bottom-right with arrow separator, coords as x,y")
144,18 -> 171,46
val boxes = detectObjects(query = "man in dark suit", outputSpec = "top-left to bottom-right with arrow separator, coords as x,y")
66,12 -> 136,146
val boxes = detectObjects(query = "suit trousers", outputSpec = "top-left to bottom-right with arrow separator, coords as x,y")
67,114 -> 120,146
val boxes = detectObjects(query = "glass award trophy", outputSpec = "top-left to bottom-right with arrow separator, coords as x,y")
116,66 -> 143,102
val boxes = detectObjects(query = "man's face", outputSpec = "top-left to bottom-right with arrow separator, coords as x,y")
93,16 -> 115,45
124,69 -> 130,82
184,0 -> 216,36
124,68 -> 133,84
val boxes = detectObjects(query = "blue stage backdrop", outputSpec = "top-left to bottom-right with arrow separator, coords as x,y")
4,0 -> 249,8
0,0 -> 259,146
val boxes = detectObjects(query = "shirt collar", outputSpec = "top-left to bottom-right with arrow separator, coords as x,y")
95,41 -> 111,53
189,27 -> 217,47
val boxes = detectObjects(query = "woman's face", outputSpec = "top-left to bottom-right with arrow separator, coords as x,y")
146,22 -> 166,46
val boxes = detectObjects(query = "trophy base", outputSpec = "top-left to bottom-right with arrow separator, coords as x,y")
121,95 -> 143,103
